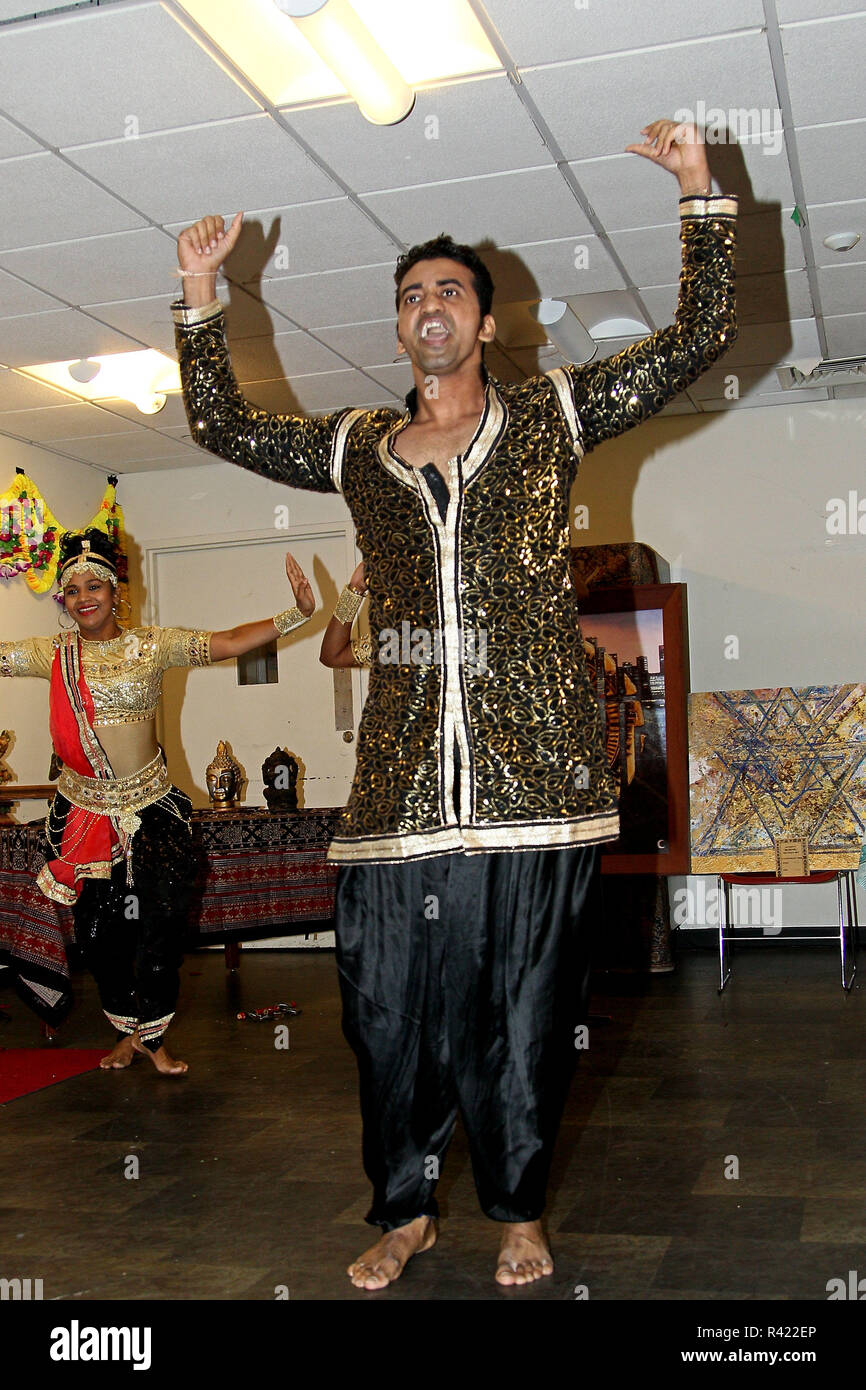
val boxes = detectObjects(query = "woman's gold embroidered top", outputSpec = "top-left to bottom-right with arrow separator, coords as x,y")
1,627 -> 213,720
173,195 -> 738,863
1,627 -> 213,781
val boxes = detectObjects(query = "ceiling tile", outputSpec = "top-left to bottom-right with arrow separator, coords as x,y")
315,320 -> 401,368
640,269 -> 817,328
0,367 -> 81,410
82,295 -> 179,355
47,428 -> 202,467
610,209 -> 807,287
485,236 -> 625,302
721,317 -> 821,368
230,330 -> 348,380
816,261 -> 866,316
0,400 -> 147,441
0,3 -> 257,147
167,198 -> 399,284
259,263 -> 400,330
363,167 -> 592,250
0,228 -> 179,305
794,121 -> 866,206
778,0 -> 866,16
0,2 -> 74,16
286,75 -> 552,192
0,267 -> 65,316
68,116 -> 340,226
688,363 -> 824,401
96,394 -> 190,431
0,309 -> 142,367
481,0 -> 765,66
781,14 -> 866,128
803,200 -> 866,266
243,371 -> 400,415
698,387 -> 829,409
363,362 -> 414,397
520,33 -> 779,162
823,314 -> 866,358
0,152 -> 145,253
0,111 -> 39,158
569,139 -> 795,231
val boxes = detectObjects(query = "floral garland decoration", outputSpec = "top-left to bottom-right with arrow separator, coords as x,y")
0,471 -> 127,596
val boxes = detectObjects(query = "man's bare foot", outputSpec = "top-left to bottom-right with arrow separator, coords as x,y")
99,1035 -> 137,1070
495,1220 -> 553,1286
132,1037 -> 188,1075
347,1215 -> 437,1290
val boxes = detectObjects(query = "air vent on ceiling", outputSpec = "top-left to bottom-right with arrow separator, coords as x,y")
776,358 -> 866,390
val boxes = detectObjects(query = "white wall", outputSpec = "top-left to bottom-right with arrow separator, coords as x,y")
567,396 -> 866,933
1,440 -> 109,815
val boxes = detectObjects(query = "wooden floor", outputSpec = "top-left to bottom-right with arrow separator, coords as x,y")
1,941 -> 865,1302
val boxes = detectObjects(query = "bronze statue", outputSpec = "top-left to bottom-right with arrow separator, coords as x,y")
206,740 -> 243,809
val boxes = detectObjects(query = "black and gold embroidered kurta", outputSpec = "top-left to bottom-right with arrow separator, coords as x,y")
174,195 -> 737,864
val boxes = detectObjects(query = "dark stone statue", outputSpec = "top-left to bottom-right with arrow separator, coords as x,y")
262,747 -> 299,812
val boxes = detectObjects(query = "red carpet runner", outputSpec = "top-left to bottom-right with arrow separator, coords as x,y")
0,1049 -> 107,1104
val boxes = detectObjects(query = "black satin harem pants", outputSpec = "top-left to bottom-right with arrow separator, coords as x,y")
335,844 -> 601,1230
66,791 -> 196,1051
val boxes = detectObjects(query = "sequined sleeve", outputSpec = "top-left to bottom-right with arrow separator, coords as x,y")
350,633 -> 373,668
155,627 -> 214,670
560,195 -> 738,464
173,300 -> 344,493
0,636 -> 55,679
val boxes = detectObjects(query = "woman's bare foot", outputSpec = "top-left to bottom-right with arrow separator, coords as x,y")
99,1035 -> 137,1070
132,1037 -> 188,1075
347,1215 -> 437,1290
495,1220 -> 554,1286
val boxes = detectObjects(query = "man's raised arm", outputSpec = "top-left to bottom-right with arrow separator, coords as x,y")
556,119 -> 738,460
172,212 -> 342,494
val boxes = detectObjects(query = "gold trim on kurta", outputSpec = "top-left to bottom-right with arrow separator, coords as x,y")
326,810 -> 620,863
330,408 -> 366,493
545,367 -> 585,457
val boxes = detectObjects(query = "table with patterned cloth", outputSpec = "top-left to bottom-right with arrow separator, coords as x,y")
0,807 -> 342,1027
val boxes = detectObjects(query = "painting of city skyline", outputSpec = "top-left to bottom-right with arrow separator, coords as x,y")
577,584 -> 690,874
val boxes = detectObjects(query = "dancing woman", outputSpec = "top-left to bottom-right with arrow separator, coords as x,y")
0,528 -> 314,1075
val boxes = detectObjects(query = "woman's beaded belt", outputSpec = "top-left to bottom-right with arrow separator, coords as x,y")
58,752 -> 170,835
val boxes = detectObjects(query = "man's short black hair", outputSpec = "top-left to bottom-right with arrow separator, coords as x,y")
394,234 -> 494,318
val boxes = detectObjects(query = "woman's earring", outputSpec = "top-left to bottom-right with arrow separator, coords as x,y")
58,609 -> 76,629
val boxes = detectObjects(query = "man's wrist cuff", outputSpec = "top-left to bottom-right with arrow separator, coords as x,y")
171,298 -> 223,328
679,193 -> 738,219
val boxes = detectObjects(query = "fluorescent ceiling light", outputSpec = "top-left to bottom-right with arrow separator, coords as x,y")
275,0 -> 412,124
590,316 -> 651,340
529,300 -> 597,365
168,0 -> 501,114
22,350 -> 180,416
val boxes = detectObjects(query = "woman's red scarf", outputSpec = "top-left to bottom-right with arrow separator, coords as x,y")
38,633 -> 123,905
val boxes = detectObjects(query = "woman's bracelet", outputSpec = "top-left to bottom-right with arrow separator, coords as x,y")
273,606 -> 308,635
334,584 -> 366,626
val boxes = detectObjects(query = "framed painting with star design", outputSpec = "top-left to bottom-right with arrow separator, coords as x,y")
688,685 -> 866,873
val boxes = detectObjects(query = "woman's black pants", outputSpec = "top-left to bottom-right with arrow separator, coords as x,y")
335,844 -> 601,1230
69,792 -> 195,1051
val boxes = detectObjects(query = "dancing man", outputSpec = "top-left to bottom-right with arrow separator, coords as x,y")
1,531 -> 314,1075
172,119 -> 736,1279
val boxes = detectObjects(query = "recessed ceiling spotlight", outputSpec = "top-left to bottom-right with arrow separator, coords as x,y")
822,232 -> 861,253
